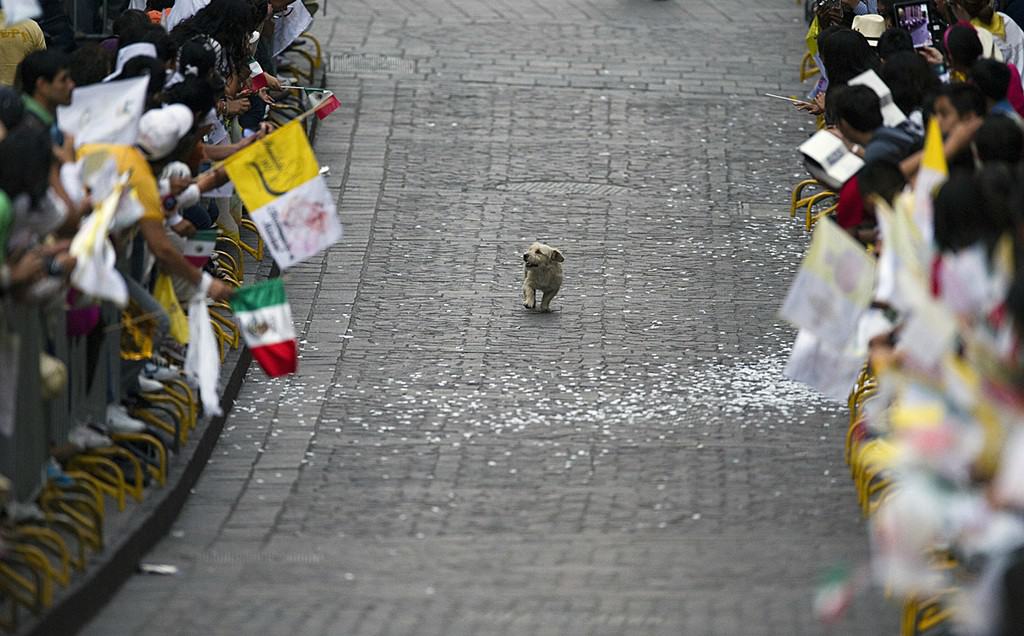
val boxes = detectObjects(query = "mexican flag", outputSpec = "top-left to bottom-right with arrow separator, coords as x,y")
230,278 -> 297,377
183,229 -> 217,267
311,90 -> 341,120
813,565 -> 855,624
249,59 -> 267,90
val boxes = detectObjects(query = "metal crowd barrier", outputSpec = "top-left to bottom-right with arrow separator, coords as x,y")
0,300 -> 122,504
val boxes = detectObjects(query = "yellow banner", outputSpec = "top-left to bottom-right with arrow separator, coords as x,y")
152,272 -> 189,345
223,120 -> 319,211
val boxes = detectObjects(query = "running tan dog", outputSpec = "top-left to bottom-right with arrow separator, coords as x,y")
522,242 -> 564,312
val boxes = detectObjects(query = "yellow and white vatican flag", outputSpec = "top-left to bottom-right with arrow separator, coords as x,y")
224,121 -> 342,270
779,218 -> 877,347
912,117 -> 947,247
69,178 -> 128,306
875,197 -> 929,310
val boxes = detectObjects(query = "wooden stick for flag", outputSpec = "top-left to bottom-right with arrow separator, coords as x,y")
210,96 -> 330,172
279,85 -> 327,92
187,91 -> 338,195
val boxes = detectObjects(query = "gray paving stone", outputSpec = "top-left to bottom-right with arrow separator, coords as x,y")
80,0 -> 897,634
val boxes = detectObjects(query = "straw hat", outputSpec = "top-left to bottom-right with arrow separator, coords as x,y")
852,14 -> 886,47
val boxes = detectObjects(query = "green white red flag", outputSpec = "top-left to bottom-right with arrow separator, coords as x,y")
230,278 -> 297,377
183,229 -> 217,267
249,60 -> 268,90
311,90 -> 340,120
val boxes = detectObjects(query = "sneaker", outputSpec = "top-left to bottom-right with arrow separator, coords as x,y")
149,359 -> 198,389
142,362 -> 182,382
68,424 -> 113,450
45,458 -> 75,488
158,344 -> 187,366
6,501 -> 45,523
106,404 -> 147,434
138,375 -> 164,393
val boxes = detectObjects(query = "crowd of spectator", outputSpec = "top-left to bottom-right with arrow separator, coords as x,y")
790,1 -> 1024,633
0,0 -> 315,616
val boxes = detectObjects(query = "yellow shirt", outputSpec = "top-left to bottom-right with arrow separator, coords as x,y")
0,11 -> 45,86
77,144 -> 164,223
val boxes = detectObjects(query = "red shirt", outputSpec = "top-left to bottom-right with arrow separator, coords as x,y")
835,176 -> 864,230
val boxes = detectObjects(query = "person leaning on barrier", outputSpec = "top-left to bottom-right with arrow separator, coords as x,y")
797,26 -> 880,119
17,49 -> 73,134
950,0 -> 1024,70
0,121 -> 75,301
970,57 -> 1024,118
833,84 -> 921,163
835,160 -> 907,245
14,52 -> 93,242
68,43 -> 112,87
880,50 -> 940,137
77,104 -> 234,301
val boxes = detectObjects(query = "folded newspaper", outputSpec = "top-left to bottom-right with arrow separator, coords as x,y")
799,130 -> 864,190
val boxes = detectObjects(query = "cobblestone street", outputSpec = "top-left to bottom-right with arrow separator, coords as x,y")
82,0 -> 897,633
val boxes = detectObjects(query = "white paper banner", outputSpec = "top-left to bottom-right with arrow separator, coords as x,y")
273,2 -> 313,56
58,76 -> 149,148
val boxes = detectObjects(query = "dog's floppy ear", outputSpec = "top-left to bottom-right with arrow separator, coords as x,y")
551,250 -> 564,263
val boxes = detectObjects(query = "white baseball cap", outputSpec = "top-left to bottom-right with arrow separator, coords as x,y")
136,104 -> 194,161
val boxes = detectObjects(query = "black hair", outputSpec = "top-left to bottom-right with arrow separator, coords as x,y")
976,162 -> 1017,239
112,56 -> 167,107
119,23 -> 177,65
0,124 -> 54,205
936,82 -> 988,118
959,0 -> 996,24
818,1 -> 855,29
16,49 -> 70,94
177,37 -> 217,74
974,115 -> 1024,164
946,23 -> 984,70
0,87 -> 24,130
148,27 -> 177,66
163,76 -> 217,120
934,173 -> 986,252
970,58 -> 1013,103
858,160 -> 906,205
877,28 -> 914,61
834,84 -> 884,133
1006,267 -> 1024,335
819,27 -> 880,87
68,43 -> 112,87
170,0 -> 267,78
880,50 -> 940,115
112,9 -> 149,38
934,166 -> 1016,255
